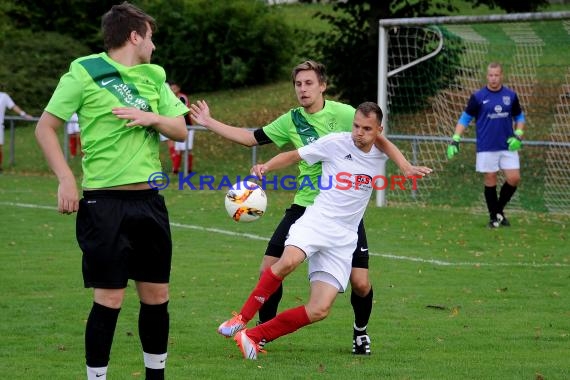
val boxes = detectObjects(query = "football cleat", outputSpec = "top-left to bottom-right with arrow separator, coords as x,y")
496,213 -> 510,227
488,219 -> 500,229
256,321 -> 268,349
353,334 -> 371,355
217,312 -> 246,337
234,329 -> 265,360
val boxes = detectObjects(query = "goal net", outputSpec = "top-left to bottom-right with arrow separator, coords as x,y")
377,12 -> 570,215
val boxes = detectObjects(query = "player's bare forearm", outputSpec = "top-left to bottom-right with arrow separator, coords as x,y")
202,117 -> 258,147
453,123 -> 466,136
374,134 -> 413,173
252,150 -> 301,178
374,135 -> 432,177
190,100 -> 258,147
35,111 -> 79,213
112,107 -> 187,141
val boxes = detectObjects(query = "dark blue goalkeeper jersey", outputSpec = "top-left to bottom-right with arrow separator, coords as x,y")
458,85 -> 525,152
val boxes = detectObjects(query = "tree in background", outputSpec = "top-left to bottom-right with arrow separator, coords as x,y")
1,0 -> 116,51
0,0 -> 295,106
0,30 -> 90,115
315,0 -> 550,106
143,0 -> 295,92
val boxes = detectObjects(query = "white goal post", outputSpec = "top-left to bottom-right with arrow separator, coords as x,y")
375,11 -> 570,214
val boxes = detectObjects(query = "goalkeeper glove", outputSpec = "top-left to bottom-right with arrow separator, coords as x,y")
507,129 -> 524,151
446,134 -> 461,159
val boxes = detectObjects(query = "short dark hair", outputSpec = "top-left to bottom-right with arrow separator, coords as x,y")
101,2 -> 156,51
488,62 -> 503,72
356,102 -> 383,125
291,60 -> 328,85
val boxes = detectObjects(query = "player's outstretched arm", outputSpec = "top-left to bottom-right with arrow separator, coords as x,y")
190,100 -> 258,147
35,111 -> 79,214
251,150 -> 301,178
375,134 -> 432,177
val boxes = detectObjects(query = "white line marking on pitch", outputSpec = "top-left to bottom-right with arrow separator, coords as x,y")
3,202 -> 568,268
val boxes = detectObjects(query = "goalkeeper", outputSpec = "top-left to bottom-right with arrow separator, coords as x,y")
447,62 -> 525,228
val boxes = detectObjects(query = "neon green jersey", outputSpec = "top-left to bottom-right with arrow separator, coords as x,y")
45,53 -> 188,189
263,100 -> 355,206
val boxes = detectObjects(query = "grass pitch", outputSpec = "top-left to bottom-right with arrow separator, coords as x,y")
0,174 -> 568,379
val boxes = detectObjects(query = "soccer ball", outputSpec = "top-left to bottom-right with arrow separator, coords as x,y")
225,181 -> 267,222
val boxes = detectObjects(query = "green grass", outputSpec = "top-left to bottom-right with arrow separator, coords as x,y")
1,174 -> 569,379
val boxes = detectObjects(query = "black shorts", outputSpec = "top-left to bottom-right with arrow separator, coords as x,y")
265,204 -> 370,269
76,189 -> 172,289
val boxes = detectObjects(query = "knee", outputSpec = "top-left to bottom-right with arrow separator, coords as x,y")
137,284 -> 169,305
350,275 -> 371,296
507,176 -> 521,187
95,293 -> 124,309
272,261 -> 297,278
93,288 -> 127,309
306,304 -> 331,322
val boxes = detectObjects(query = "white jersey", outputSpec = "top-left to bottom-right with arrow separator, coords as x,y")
298,132 -> 387,231
286,132 -> 388,292
0,92 -> 16,126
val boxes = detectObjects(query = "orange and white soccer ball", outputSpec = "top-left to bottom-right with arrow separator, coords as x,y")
225,181 -> 267,222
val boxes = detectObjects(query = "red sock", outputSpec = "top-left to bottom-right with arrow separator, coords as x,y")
0,149 -> 3,167
247,305 -> 311,344
69,136 -> 77,156
172,152 -> 181,173
240,268 -> 283,322
187,153 -> 193,172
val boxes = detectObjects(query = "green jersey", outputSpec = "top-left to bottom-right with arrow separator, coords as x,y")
45,53 -> 188,189
263,100 -> 355,206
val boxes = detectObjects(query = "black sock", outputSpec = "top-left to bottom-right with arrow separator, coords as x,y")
351,287 -> 373,331
85,302 -> 120,368
146,368 -> 165,380
484,186 -> 499,220
258,284 -> 283,323
498,182 -> 517,214
139,301 -> 169,380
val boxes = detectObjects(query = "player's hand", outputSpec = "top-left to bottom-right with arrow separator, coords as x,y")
403,165 -> 433,178
251,164 -> 268,179
446,134 -> 461,159
507,129 -> 523,151
57,176 -> 79,215
112,107 -> 157,127
189,100 -> 211,126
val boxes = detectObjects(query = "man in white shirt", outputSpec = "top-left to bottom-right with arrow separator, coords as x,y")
0,91 -> 32,172
216,102 -> 431,359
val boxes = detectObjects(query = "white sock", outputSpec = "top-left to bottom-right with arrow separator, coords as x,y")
143,352 -> 167,370
87,365 -> 107,380
354,323 -> 367,333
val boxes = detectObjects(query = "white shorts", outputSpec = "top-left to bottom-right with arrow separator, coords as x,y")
159,134 -> 169,142
174,130 -> 195,151
0,124 -> 4,145
285,207 -> 357,293
476,151 -> 520,173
